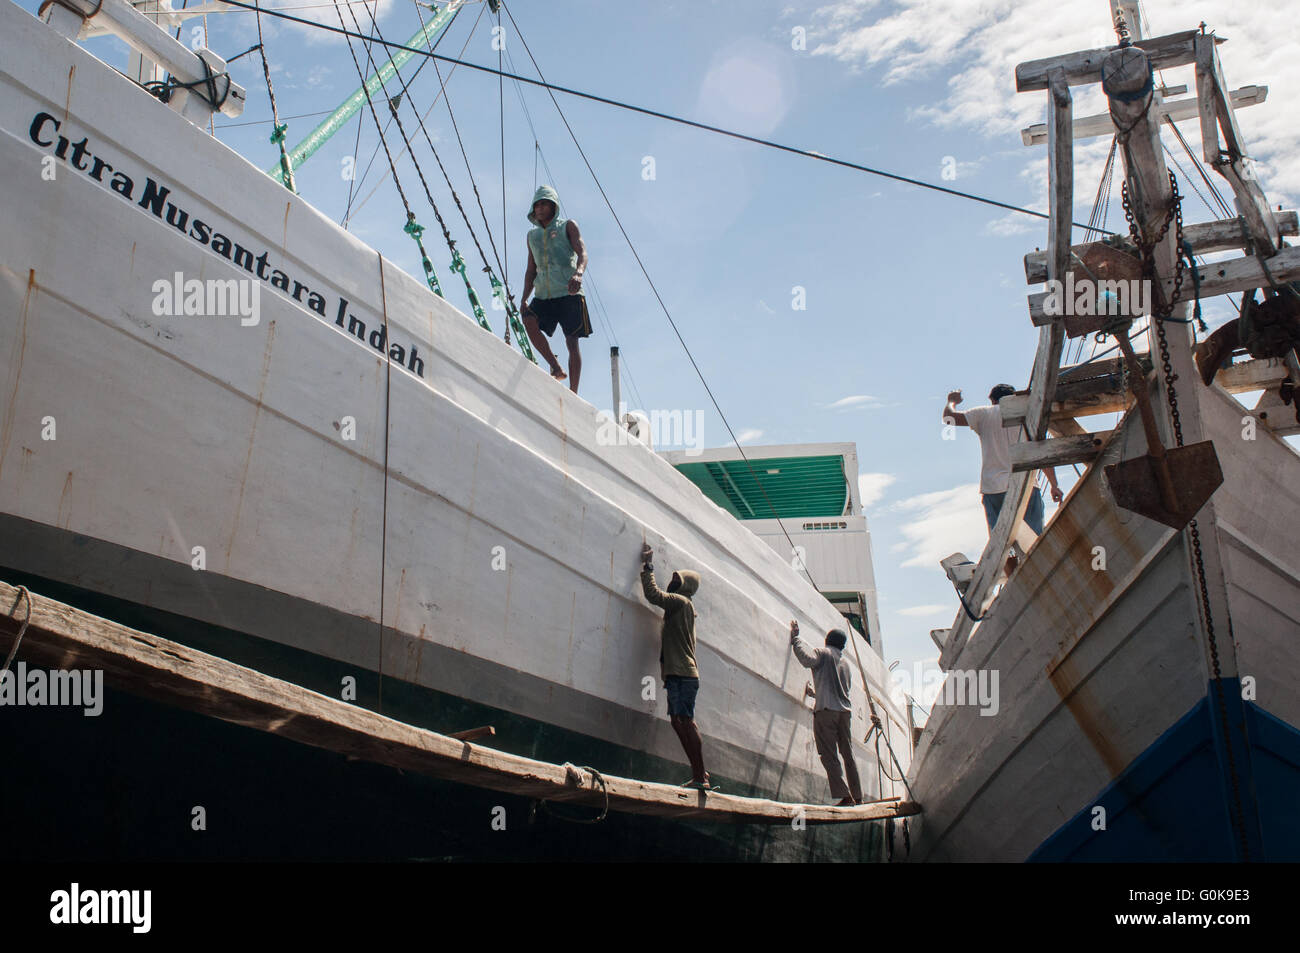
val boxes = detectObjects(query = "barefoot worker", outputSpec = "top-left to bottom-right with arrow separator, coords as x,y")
638,543 -> 711,790
943,385 -> 1064,544
520,185 -> 590,393
789,621 -> 862,806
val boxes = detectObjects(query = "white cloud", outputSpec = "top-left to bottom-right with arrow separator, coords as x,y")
858,471 -> 896,508
809,0 -> 1300,209
890,482 -> 988,569
897,604 -> 950,617
736,428 -> 765,444
829,394 -> 880,409
280,0 -> 403,47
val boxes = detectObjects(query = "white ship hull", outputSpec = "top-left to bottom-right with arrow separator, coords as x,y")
0,0 -> 909,825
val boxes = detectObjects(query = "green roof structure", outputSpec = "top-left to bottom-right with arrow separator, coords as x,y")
671,453 -> 850,521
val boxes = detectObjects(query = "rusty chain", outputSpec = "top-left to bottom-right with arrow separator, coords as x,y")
1122,169 -> 1251,861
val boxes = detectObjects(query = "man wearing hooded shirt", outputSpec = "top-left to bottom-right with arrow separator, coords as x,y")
521,185 -> 590,393
638,543 -> 711,790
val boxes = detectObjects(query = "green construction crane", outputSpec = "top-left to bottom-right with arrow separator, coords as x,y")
264,1 -> 461,185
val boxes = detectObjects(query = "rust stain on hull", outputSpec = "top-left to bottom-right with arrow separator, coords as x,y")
1047,653 -> 1129,780
225,320 -> 277,565
63,65 -> 75,122
56,470 -> 74,530
0,270 -> 36,482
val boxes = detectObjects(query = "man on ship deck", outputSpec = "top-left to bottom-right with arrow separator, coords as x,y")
638,543 -> 711,790
520,185 -> 590,394
944,385 -> 1063,567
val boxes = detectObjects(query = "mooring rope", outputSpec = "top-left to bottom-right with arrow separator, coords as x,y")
2,586 -> 32,677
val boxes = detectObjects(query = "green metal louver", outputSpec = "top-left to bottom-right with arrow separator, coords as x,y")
673,455 -> 849,520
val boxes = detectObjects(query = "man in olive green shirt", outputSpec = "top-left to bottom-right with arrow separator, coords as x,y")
639,543 -> 710,790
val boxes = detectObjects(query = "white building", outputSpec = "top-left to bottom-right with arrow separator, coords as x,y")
661,442 -> 884,656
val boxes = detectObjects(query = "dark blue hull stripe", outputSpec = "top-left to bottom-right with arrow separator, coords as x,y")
1030,680 -> 1300,861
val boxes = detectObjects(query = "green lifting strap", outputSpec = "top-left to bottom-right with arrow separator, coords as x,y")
449,248 -> 493,332
487,272 -> 537,364
403,215 -> 444,299
269,122 -> 296,195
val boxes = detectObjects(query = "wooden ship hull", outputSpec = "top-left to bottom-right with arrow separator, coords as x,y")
0,0 -> 909,860
912,380 -> 1300,860
909,4 -> 1300,862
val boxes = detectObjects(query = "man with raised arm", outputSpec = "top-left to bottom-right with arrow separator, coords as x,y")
944,384 -> 1064,539
639,542 -> 711,791
520,185 -> 590,393
789,621 -> 862,806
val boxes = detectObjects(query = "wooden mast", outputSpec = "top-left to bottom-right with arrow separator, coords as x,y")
938,72 -> 1072,668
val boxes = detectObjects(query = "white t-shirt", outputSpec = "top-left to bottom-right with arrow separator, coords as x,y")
965,404 -> 1023,495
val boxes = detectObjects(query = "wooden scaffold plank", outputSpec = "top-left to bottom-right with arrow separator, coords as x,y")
0,581 -> 919,827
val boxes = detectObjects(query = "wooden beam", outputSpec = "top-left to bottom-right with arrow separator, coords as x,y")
1049,417 -> 1088,438
1010,431 -> 1115,471
1002,356 -> 1289,427
1215,357 -> 1291,393
1023,210 -> 1298,284
1019,85 -> 1267,146
1251,389 -> 1300,437
1027,244 -> 1300,324
1015,30 -> 1218,92
1196,33 -> 1279,255
1001,385 -> 1133,427
941,69 -> 1072,670
0,581 -> 919,826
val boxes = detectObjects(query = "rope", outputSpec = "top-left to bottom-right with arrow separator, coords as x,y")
376,253 -> 393,713
330,0 -> 414,219
141,56 -> 230,111
529,763 -> 610,824
253,2 -> 295,192
345,1 -> 454,249
365,3 -> 533,355
346,1 -> 486,221
212,0 -> 1107,232
2,586 -> 32,677
497,5 -> 508,290
355,2 -> 498,330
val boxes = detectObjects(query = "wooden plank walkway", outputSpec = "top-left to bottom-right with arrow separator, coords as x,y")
0,581 -> 919,826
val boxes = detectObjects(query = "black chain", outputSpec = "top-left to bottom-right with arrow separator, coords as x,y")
1122,169 -> 1251,861
1123,170 -> 1187,445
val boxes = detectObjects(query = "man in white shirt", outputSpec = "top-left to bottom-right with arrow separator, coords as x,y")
944,384 -> 1063,536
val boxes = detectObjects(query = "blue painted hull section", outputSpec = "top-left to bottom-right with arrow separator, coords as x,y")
1031,679 -> 1300,861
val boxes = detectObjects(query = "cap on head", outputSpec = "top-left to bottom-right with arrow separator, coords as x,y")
826,629 -> 848,650
989,384 -> 1016,404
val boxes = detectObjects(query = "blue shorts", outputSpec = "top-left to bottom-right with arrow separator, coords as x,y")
983,486 -> 1044,535
664,676 -> 699,719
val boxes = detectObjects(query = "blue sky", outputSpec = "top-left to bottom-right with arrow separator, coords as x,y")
33,0 -> 1300,708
